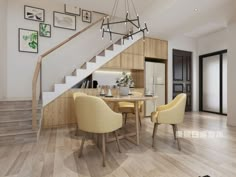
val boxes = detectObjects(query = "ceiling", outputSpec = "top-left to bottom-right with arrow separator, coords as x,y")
61,0 -> 236,39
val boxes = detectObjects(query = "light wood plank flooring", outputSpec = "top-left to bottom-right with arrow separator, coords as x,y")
0,112 -> 235,177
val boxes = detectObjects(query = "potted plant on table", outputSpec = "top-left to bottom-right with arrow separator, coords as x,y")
116,72 -> 134,96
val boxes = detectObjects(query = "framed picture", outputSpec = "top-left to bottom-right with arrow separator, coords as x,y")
39,23 -> 51,38
82,10 -> 92,23
19,28 -> 38,53
24,5 -> 45,22
64,4 -> 81,16
53,11 -> 76,30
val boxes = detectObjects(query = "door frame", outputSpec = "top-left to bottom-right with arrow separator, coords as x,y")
145,58 -> 168,105
173,49 -> 193,112
199,49 -> 227,115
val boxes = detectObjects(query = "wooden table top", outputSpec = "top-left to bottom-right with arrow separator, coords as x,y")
99,95 -> 158,102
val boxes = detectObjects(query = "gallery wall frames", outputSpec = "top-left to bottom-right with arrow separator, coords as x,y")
64,4 -> 81,16
19,28 -> 38,53
82,10 -> 92,23
53,11 -> 76,30
39,23 -> 51,38
24,5 -> 45,22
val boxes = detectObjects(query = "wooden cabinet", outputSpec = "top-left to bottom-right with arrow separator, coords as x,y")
145,38 -> 168,59
103,54 -> 121,68
124,39 -> 144,55
102,37 -> 168,70
121,53 -> 144,70
132,70 -> 144,88
161,40 -> 168,59
121,53 -> 133,69
133,55 -> 144,70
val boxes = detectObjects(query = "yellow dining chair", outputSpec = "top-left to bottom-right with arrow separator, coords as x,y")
74,95 -> 123,167
73,92 -> 87,101
151,93 -> 186,150
117,92 -> 143,126
73,92 -> 87,135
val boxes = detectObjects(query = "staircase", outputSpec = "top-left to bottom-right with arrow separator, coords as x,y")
0,100 -> 42,145
42,34 -> 142,106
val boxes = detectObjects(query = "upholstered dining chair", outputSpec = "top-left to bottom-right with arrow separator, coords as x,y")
74,95 -> 123,167
73,92 -> 87,101
117,92 -> 143,126
73,92 -> 87,135
151,93 -> 186,150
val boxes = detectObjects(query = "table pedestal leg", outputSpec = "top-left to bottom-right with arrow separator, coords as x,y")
135,101 -> 140,145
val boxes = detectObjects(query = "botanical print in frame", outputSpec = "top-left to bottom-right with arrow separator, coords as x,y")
64,4 -> 81,16
82,10 -> 92,23
19,28 -> 38,53
24,5 -> 45,22
39,23 -> 51,38
53,11 -> 76,30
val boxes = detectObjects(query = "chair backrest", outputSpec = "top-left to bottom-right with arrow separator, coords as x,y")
73,92 -> 87,101
158,93 -> 187,124
170,93 -> 187,123
74,95 -> 122,133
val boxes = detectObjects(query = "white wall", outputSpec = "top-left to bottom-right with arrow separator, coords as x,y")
227,22 -> 236,126
197,29 -> 227,55
5,0 -> 112,98
93,70 -> 124,86
0,0 -> 7,99
168,35 -> 198,111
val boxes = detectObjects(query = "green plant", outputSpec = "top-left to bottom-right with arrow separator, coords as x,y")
40,24 -> 50,36
23,32 -> 38,49
116,72 -> 134,87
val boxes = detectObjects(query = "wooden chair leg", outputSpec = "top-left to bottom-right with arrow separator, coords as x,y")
122,113 -> 125,126
152,123 -> 158,147
78,135 -> 86,158
114,131 -> 121,153
138,112 -> 142,127
102,133 -> 106,167
172,124 -> 177,140
124,113 -> 127,125
174,125 -> 181,151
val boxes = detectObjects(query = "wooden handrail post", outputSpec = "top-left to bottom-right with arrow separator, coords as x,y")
32,57 -> 42,130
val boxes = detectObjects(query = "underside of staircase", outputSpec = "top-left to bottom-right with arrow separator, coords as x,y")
0,34 -> 142,145
0,100 -> 42,145
42,34 -> 142,106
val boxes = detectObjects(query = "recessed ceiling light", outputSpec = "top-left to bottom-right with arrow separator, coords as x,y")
194,8 -> 198,12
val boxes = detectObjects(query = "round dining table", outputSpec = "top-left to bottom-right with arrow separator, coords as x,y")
100,94 -> 158,145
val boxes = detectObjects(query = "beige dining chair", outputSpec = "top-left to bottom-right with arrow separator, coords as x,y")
151,93 -> 186,150
74,95 -> 123,167
117,92 -> 143,126
73,92 -> 87,101
73,92 -> 87,135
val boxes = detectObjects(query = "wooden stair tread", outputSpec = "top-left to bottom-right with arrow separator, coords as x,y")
0,129 -> 38,137
0,117 -> 40,124
0,107 -> 41,112
0,110 -> 41,122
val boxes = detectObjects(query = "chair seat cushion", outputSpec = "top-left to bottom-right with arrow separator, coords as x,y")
118,102 -> 135,113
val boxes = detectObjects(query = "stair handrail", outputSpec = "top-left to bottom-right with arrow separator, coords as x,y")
32,13 -> 108,130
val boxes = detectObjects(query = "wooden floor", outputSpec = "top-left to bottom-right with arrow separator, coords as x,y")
0,112 -> 235,177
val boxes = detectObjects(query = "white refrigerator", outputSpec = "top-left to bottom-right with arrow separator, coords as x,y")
145,61 -> 166,116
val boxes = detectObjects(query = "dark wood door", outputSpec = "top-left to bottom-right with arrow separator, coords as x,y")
173,49 -> 192,111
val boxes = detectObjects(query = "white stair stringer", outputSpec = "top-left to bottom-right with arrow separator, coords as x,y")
43,34 -> 142,106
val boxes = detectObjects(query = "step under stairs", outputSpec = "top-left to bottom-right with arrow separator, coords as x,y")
0,100 -> 42,145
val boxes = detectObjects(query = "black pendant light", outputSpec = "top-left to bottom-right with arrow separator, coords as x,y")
101,0 -> 149,41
